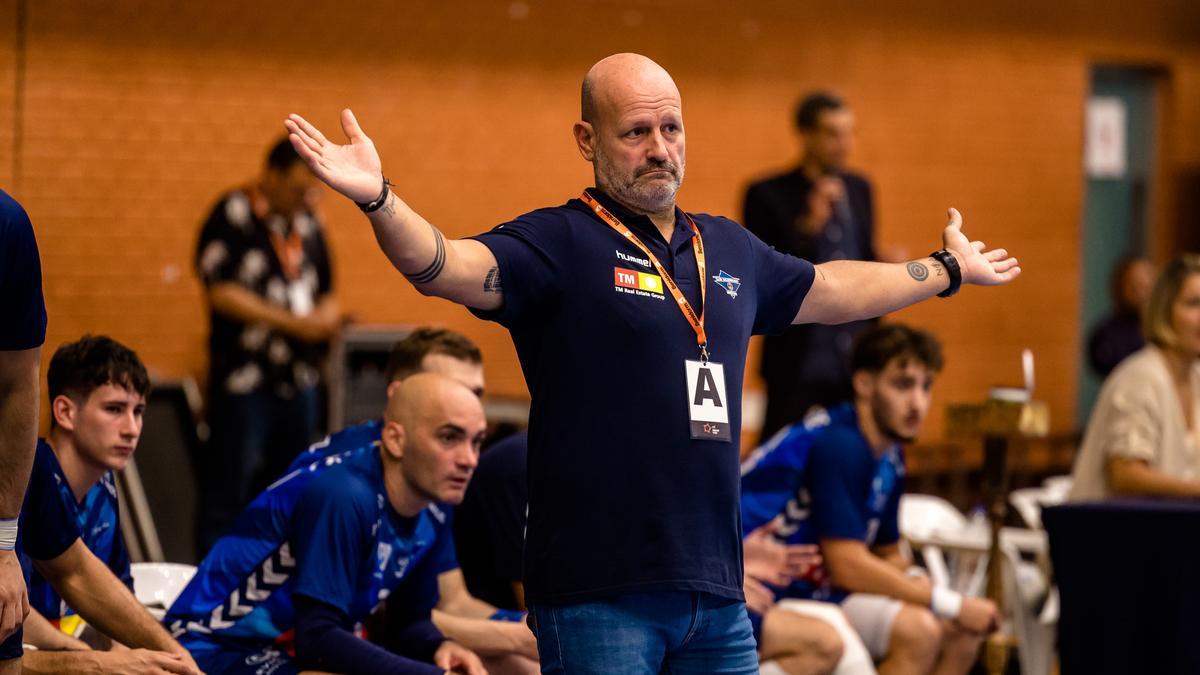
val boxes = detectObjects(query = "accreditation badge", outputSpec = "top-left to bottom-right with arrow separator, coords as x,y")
288,280 -> 314,316
685,360 -> 731,441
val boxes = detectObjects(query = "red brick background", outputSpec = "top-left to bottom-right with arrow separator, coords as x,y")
5,0 -> 1200,443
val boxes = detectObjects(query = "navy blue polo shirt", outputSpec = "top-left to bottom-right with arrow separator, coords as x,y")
0,189 -> 47,350
470,188 -> 815,605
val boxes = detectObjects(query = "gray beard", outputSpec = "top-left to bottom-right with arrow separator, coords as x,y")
594,154 -> 683,215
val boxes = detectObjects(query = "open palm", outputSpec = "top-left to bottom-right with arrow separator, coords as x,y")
942,208 -> 1021,286
284,109 -> 383,204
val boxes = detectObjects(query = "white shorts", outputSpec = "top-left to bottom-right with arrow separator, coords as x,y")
839,593 -> 905,660
772,599 -> 877,675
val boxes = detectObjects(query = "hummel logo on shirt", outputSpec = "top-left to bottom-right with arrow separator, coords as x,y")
616,249 -> 651,268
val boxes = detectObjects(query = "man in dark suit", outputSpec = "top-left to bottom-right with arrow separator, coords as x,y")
744,92 -> 878,442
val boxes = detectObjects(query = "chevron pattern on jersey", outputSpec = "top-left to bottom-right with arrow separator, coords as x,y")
170,543 -> 297,637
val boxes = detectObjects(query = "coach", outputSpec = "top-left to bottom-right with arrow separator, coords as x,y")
285,52 -> 1020,673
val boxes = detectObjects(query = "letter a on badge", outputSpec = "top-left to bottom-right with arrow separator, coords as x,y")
685,360 -> 731,441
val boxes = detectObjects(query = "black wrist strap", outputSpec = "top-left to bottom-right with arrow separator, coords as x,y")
356,175 -> 392,213
929,249 -> 961,298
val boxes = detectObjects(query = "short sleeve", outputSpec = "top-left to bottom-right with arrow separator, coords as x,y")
1097,375 -> 1161,464
806,431 -> 870,542
746,230 -> 815,336
18,448 -> 80,561
290,471 -> 376,614
111,528 -> 134,591
467,212 -> 568,328
194,194 -> 250,288
0,194 -> 47,350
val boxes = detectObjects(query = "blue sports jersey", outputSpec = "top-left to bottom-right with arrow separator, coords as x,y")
740,403 -> 904,602
27,440 -> 132,620
281,419 -> 459,577
165,439 -> 455,645
283,418 -> 385,476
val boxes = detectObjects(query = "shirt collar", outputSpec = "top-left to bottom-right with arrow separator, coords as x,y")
577,187 -> 692,246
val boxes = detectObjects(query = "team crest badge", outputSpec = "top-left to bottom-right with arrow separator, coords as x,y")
712,270 -> 741,298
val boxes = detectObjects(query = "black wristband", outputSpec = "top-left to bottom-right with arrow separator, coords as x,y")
356,175 -> 392,213
929,249 -> 961,298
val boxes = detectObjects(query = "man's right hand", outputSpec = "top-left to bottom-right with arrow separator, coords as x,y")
801,176 -> 844,235
285,110 -> 384,204
955,596 -> 999,634
97,648 -> 202,675
0,550 -> 28,642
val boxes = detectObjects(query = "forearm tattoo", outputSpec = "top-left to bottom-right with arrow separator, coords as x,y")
403,224 -> 447,284
931,261 -> 945,277
906,261 -> 929,281
380,192 -> 397,218
483,266 -> 502,293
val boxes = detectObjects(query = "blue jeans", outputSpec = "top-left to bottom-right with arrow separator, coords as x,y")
529,591 -> 758,674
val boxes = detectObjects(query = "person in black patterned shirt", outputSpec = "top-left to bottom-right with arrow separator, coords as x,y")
193,137 -> 343,554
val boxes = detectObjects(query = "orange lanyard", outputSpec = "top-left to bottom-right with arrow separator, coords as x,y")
581,190 -> 709,363
269,229 -> 304,281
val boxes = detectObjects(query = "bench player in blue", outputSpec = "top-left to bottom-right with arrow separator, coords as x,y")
166,373 -> 487,674
741,324 -> 997,675
285,327 -> 538,674
12,335 -> 200,673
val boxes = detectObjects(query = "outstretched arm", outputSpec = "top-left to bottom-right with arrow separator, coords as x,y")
285,110 -> 501,310
795,208 -> 1020,324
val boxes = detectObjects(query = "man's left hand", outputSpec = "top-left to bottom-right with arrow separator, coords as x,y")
434,640 -> 487,675
942,208 -> 1021,286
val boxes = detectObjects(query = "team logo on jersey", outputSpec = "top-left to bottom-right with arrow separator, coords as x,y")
712,270 -> 741,298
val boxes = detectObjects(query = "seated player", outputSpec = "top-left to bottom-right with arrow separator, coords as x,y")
454,429 -> 529,612
165,373 -> 487,674
1071,255 -> 1200,500
741,324 -> 997,675
741,519 -> 865,675
14,336 -> 201,673
287,328 -> 538,673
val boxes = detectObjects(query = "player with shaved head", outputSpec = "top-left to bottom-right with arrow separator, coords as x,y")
285,52 -> 1018,672
166,373 -> 488,674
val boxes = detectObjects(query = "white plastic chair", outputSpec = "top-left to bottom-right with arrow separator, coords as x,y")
998,527 -> 1057,675
898,494 -> 989,597
132,562 -> 197,619
1009,476 -> 1072,530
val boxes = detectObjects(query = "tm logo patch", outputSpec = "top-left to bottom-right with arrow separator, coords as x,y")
712,270 -> 741,298
614,267 -> 666,298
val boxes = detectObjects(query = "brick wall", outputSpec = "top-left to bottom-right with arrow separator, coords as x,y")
7,0 -> 1200,443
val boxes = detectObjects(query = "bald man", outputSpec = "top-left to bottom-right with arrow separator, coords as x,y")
285,52 -> 1019,673
165,374 -> 487,675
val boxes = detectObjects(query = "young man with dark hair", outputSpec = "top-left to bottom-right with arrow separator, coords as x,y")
15,335 -> 201,674
166,374 -> 488,675
194,136 -> 345,554
744,90 -> 879,443
741,324 -> 997,675
286,328 -> 537,674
